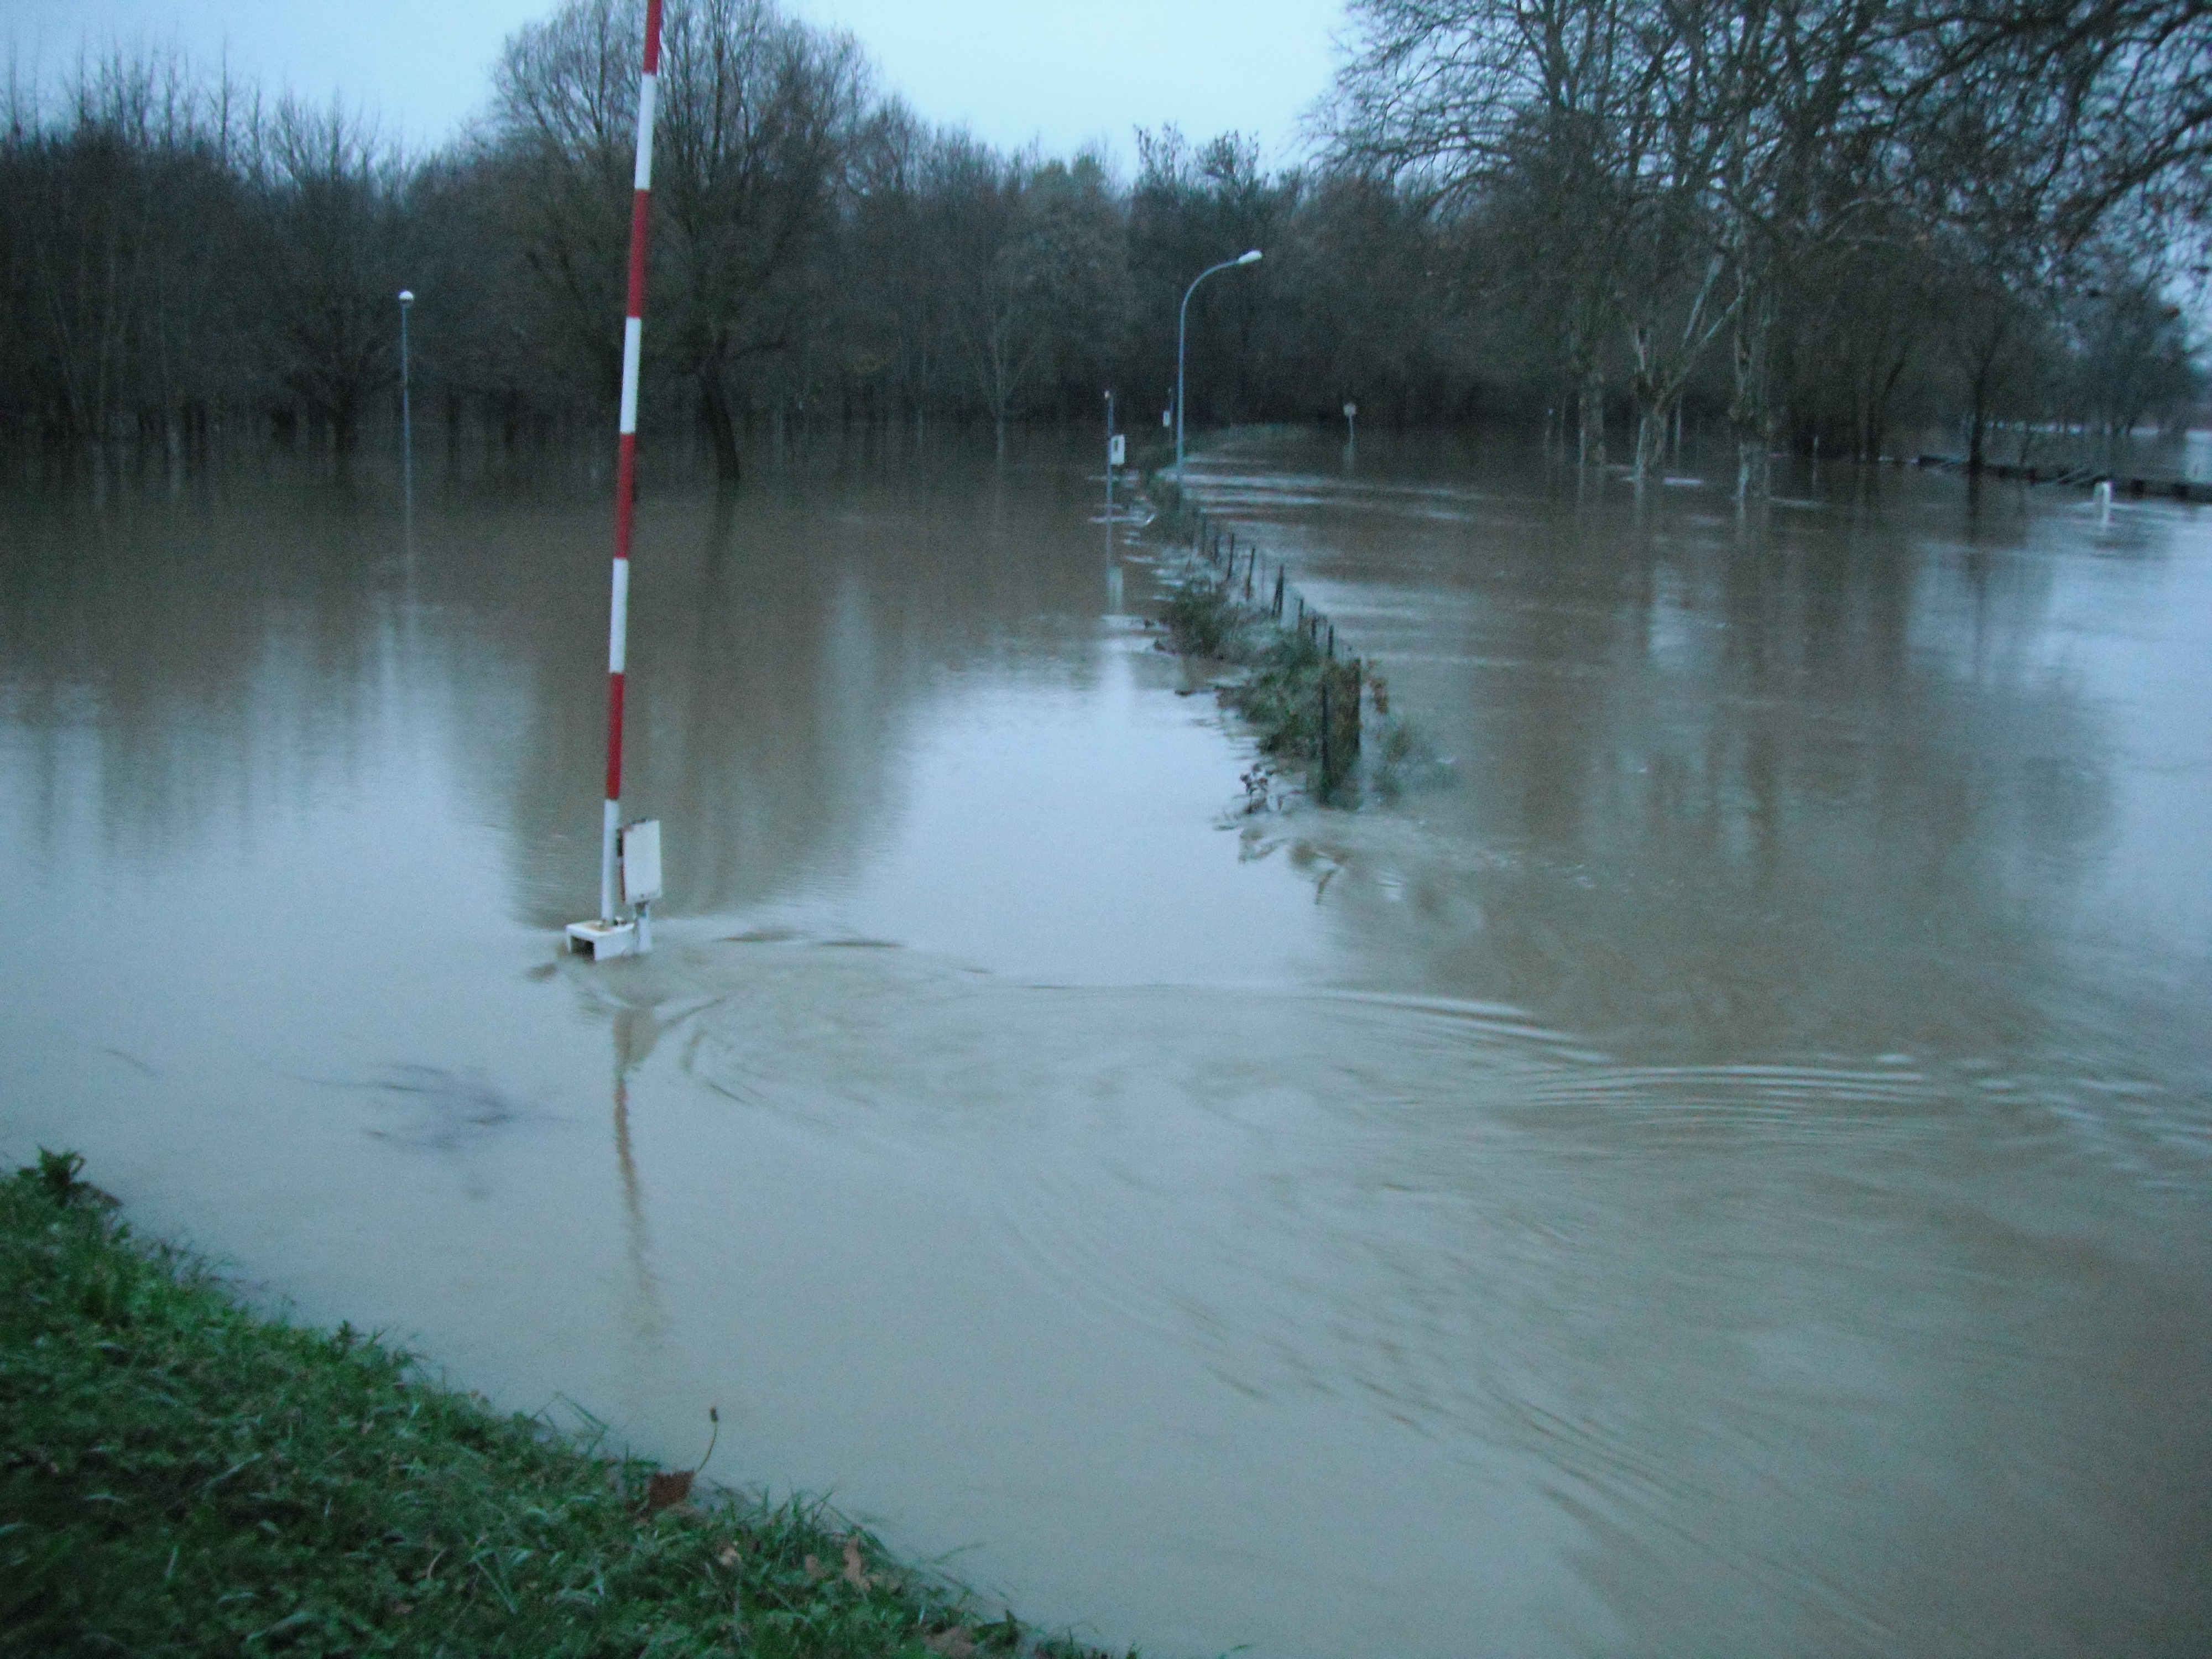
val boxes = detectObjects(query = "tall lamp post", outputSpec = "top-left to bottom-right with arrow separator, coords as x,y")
397,289 -> 415,510
1175,249 -> 1261,479
1103,389 -> 1115,547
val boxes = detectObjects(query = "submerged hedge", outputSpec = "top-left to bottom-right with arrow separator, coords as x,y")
0,1151 -> 1125,1658
1149,486 -> 1412,805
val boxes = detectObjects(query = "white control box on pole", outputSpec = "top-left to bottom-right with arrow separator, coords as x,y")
621,819 -> 662,954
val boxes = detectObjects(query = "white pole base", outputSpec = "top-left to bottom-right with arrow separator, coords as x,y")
565,918 -> 638,961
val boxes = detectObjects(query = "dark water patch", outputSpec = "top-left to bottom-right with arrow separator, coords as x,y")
307,1063 -> 547,1154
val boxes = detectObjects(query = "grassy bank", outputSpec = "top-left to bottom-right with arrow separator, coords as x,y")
0,1151 -> 1124,1658
1146,477 -> 1412,805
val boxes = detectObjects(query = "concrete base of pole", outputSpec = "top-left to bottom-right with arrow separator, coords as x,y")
565,917 -> 638,960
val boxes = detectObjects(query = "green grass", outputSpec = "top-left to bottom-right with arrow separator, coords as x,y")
0,1151 -> 1127,1658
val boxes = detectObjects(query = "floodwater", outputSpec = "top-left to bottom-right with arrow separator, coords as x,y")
3,429 -> 2208,1656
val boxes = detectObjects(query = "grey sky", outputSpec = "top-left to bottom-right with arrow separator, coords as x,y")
9,1 -> 1350,168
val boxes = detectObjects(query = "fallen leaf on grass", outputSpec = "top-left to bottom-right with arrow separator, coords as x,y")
642,1469 -> 693,1514
803,1553 -> 827,1582
841,1536 -> 872,1590
717,1542 -> 743,1567
926,1627 -> 976,1656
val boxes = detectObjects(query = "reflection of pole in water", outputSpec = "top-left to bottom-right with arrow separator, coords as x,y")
610,1003 -> 667,1345
586,983 -> 725,1351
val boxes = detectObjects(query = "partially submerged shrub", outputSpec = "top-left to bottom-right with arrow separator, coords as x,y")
1149,487 -> 1444,808
1161,574 -> 1244,659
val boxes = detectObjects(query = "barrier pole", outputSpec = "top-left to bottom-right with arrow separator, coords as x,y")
598,0 -> 664,924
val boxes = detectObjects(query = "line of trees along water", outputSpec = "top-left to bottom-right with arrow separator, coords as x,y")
2,0 -> 2204,491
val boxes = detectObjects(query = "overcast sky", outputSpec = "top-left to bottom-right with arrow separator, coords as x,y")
9,0 -> 1350,169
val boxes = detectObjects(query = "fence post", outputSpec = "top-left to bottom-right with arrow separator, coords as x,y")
1319,675 -> 1332,797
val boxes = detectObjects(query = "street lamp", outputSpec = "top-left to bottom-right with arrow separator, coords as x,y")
1175,248 -> 1261,479
397,289 -> 415,509
1104,388 -> 1116,545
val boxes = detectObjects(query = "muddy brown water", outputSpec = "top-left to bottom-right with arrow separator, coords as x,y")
2,430 -> 2207,1655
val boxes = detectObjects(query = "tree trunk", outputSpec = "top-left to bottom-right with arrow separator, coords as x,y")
1628,323 -> 1665,487
700,369 -> 743,485
332,391 -> 362,455
1731,286 -> 1775,503
1965,349 -> 1995,474
1634,395 -> 1670,483
1577,360 -> 1606,469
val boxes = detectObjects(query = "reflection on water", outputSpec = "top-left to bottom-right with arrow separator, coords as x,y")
2,432 -> 2209,1656
1199,437 -> 2212,1076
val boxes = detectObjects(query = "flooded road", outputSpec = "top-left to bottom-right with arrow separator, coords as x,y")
3,431 -> 2208,1655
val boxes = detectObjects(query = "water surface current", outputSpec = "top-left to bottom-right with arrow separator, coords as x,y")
2,431 -> 2207,1655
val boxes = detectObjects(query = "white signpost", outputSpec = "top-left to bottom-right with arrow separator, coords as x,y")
1104,390 -> 1117,528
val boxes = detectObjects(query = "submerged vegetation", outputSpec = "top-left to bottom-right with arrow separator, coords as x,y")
0,1150 -> 1125,1657
1151,485 -> 1415,807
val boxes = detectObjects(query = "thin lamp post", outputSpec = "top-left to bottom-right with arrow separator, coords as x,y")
397,289 -> 414,509
1104,389 -> 1115,549
1175,249 -> 1261,479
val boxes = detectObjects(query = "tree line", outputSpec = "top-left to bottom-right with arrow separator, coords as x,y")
2,0 -> 2203,490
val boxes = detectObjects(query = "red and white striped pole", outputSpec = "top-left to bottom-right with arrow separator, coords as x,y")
599,0 -> 663,925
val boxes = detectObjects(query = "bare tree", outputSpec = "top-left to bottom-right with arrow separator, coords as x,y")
835,98 -> 941,427
488,0 -> 643,410
1,0 -> 2198,473
3,49 -> 265,447
1327,0 -> 2182,494
930,142 -> 1131,452
492,0 -> 863,482
258,97 -> 407,451
2063,220 -> 2203,439
1901,0 -> 2212,233
1332,0 -> 1662,465
656,0 -> 865,478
